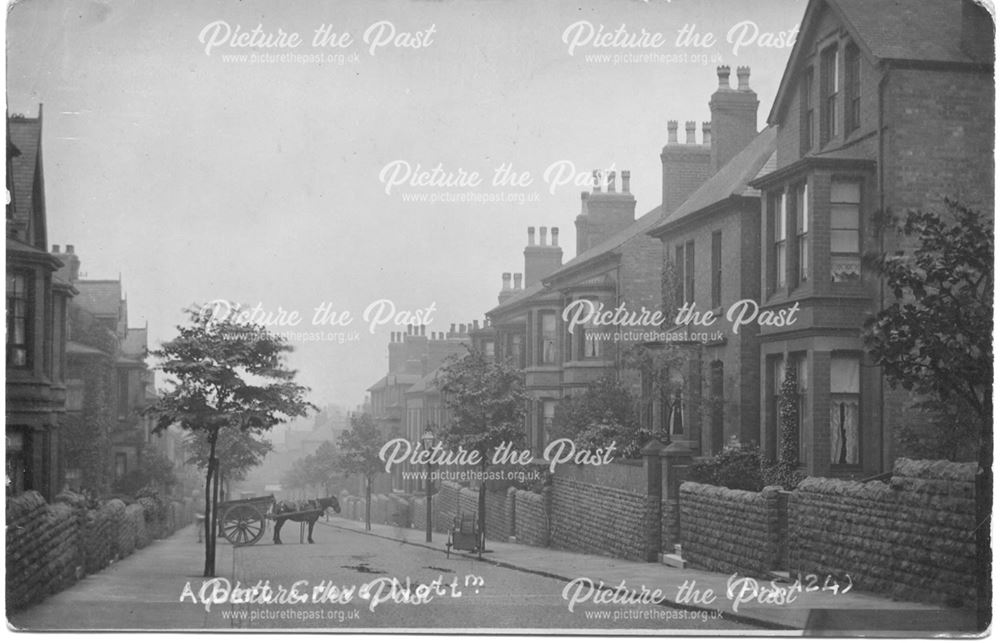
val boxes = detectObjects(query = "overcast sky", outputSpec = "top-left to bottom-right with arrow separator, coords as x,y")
7,0 -> 804,409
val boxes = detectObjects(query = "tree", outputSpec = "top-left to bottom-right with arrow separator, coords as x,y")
863,201 -> 992,627
434,348 -> 527,553
337,414 -> 383,530
283,440 -> 341,494
864,202 -> 992,438
111,450 -> 178,497
551,376 -> 650,458
145,304 -> 313,576
186,425 -> 273,498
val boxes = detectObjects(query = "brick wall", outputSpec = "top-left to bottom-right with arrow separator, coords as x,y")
484,488 -> 514,541
6,491 -> 190,613
679,482 -> 782,575
790,458 -> 978,607
513,489 -> 549,547
549,476 -> 650,561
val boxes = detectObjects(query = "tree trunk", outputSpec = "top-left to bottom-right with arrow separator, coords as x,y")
203,430 -> 219,577
365,474 -> 372,531
478,459 -> 487,558
202,456 -> 214,577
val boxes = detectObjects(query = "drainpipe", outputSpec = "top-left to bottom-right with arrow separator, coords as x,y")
876,65 -> 890,472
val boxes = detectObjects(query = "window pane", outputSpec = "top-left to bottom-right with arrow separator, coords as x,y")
831,204 -> 858,229
831,230 -> 859,253
776,243 -> 786,287
831,257 -> 861,281
799,185 -> 809,232
830,357 -> 860,393
830,181 -> 861,203
799,236 -> 809,281
830,395 -> 859,464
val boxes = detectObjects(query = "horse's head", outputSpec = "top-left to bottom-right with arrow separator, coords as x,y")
320,496 -> 341,514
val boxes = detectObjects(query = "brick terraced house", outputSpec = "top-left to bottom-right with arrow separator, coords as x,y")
749,0 -> 994,476
6,108 -> 74,500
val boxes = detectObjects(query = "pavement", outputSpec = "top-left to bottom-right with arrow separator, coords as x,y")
317,515 -> 981,636
8,517 -> 981,635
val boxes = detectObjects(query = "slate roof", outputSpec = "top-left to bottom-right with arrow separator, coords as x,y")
367,373 -> 422,392
833,0 -> 989,65
406,368 -> 441,395
649,127 -> 778,234
7,115 -> 41,226
769,0 -> 992,123
550,205 -> 665,279
74,280 -> 123,317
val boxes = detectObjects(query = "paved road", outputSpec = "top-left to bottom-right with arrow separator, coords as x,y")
220,520 -> 754,632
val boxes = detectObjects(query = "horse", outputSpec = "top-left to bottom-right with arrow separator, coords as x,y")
272,496 -> 341,544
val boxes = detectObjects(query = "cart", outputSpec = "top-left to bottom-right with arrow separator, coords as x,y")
445,512 -> 480,558
216,494 -> 275,546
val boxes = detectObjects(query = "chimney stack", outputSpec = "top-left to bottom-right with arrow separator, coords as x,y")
736,65 -> 750,90
621,171 -> 631,194
717,65 -> 731,89
52,244 -> 81,283
710,65 -> 758,173
961,0 -> 994,61
524,224 -> 562,286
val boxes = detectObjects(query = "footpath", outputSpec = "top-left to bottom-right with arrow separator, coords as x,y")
9,518 -> 979,634
318,515 -> 979,636
9,524 -> 233,631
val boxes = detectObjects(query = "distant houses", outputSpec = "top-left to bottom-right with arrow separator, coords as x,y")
359,0 -> 994,487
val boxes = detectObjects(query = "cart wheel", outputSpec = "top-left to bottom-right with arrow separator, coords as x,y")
220,504 -> 266,546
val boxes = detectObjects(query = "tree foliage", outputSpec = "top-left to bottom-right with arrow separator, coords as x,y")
337,413 -> 383,530
864,202 -> 993,434
144,303 -> 313,575
551,376 -> 650,458
186,424 -> 273,483
283,440 -> 341,490
434,348 -> 528,458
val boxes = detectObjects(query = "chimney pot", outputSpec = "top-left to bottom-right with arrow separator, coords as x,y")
66,244 -> 75,254
685,121 -> 697,144
527,226 -> 536,246
702,122 -> 712,147
502,272 -> 512,290
551,227 -> 560,246
592,170 -> 602,193
52,244 -> 60,253
459,323 -> 467,334
607,170 -> 616,193
419,324 -> 425,336
407,324 -> 413,335
621,170 -> 631,194
450,323 -> 456,333
667,120 -> 678,144
736,66 -> 751,90
513,273 -> 523,289
717,65 -> 731,88
473,320 -> 479,330
539,226 -> 548,246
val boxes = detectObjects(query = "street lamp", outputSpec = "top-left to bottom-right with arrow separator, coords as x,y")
420,427 -> 435,543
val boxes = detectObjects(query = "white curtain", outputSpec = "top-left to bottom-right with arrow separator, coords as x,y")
830,396 -> 859,465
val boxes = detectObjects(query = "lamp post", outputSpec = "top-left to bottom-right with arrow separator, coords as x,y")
420,427 -> 435,543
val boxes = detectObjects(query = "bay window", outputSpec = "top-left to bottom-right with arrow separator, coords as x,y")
830,180 -> 861,281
